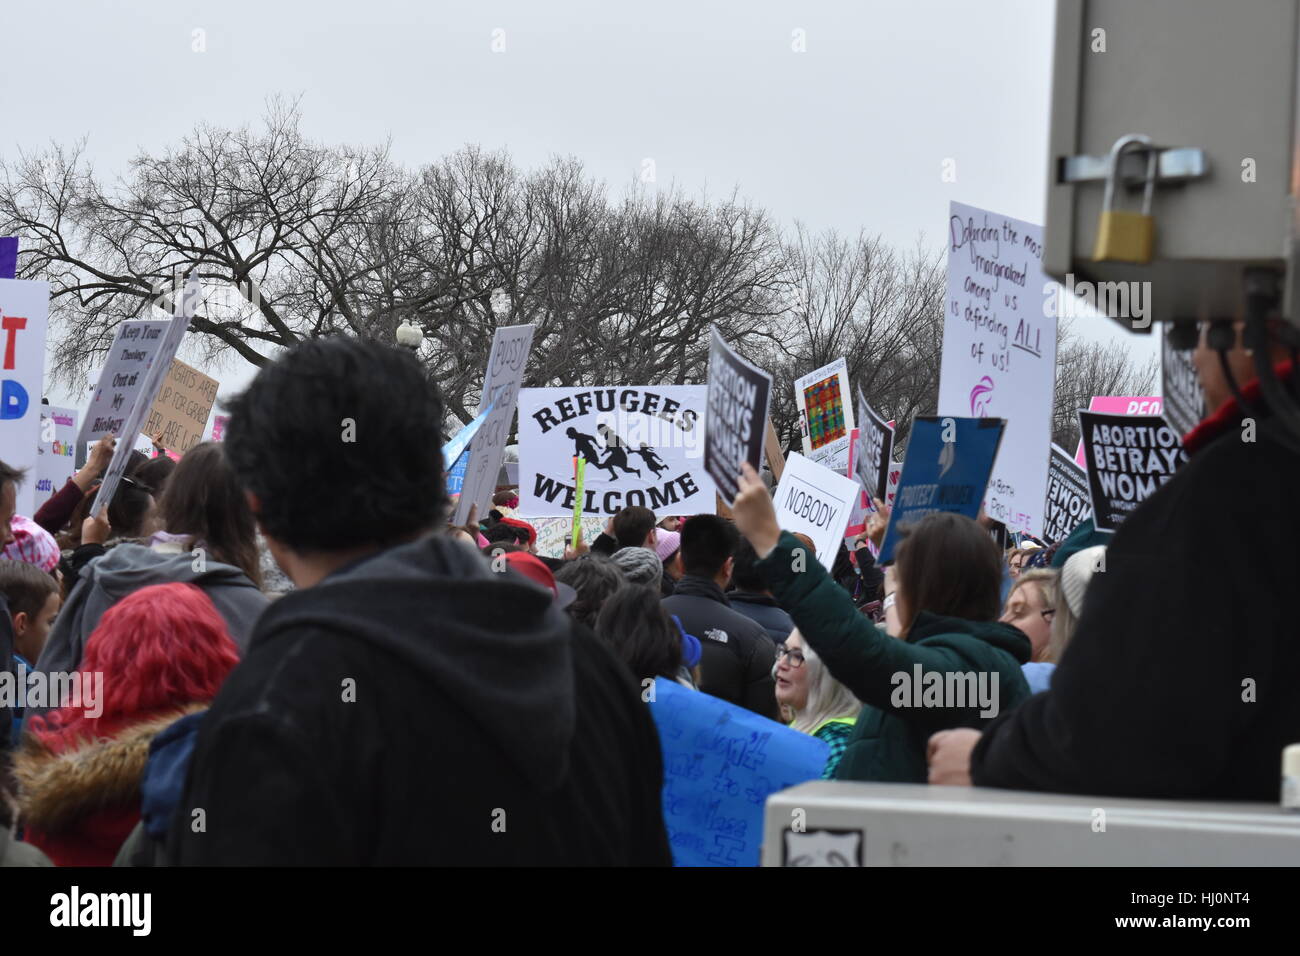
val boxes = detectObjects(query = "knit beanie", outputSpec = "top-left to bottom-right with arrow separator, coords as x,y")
1060,544 -> 1107,617
653,529 -> 681,564
612,546 -> 663,589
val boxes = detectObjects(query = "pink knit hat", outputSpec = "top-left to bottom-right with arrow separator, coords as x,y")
3,515 -> 61,572
653,529 -> 681,563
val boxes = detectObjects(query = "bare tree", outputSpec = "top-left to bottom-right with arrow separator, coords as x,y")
1052,319 -> 1159,450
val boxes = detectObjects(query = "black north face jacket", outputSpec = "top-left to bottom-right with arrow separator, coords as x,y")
662,576 -> 780,721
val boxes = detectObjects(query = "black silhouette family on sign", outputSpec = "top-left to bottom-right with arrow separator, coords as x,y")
567,423 -> 669,481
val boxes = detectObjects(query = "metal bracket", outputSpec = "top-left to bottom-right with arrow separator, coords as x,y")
1059,147 -> 1209,187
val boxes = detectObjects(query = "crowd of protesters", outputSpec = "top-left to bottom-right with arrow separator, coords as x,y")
0,315 -> 1295,866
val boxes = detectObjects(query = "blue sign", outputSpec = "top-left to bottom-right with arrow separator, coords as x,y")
879,415 -> 1005,563
648,678 -> 829,867
446,449 -> 469,496
0,238 -> 15,280
441,401 -> 494,471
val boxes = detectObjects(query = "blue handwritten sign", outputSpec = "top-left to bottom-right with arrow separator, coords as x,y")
648,678 -> 829,867
879,415 -> 1005,563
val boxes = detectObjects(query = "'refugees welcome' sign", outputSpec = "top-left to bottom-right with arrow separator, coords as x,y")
517,386 -> 716,517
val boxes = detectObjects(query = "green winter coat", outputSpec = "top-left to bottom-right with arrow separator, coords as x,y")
756,531 -> 1032,783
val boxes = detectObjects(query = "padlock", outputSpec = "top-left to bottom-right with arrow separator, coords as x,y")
1092,134 -> 1158,264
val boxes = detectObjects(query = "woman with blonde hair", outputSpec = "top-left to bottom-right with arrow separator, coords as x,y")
773,629 -> 863,779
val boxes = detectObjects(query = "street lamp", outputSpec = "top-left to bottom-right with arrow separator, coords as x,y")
395,321 -> 424,351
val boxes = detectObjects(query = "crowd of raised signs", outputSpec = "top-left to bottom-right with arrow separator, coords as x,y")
0,319 -> 1293,867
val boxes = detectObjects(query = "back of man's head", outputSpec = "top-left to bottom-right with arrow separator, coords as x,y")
612,506 -> 656,550
225,336 -> 445,553
730,538 -> 766,593
679,514 -> 738,579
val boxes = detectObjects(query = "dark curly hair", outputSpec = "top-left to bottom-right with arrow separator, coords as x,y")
224,336 -> 446,552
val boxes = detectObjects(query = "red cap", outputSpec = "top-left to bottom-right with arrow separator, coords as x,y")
498,516 -> 537,547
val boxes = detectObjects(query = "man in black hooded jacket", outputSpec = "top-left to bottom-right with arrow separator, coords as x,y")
929,321 -> 1300,802
167,337 -> 670,865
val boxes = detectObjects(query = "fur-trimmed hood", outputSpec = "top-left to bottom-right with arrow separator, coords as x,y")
13,704 -> 206,834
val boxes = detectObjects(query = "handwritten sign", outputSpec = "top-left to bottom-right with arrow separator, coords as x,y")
939,201 -> 1057,538
454,324 -> 535,524
648,678 -> 829,867
0,279 -> 49,515
76,320 -> 170,447
144,358 -> 219,455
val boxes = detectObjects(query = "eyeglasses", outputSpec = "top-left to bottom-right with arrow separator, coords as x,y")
775,645 -> 805,668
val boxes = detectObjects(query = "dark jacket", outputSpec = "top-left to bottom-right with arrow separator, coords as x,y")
757,531 -> 1032,783
27,544 -> 268,727
661,576 -> 779,720
972,368 -> 1300,801
727,591 -> 795,644
167,534 -> 671,865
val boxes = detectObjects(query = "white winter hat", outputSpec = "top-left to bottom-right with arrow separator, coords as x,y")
1060,545 -> 1107,617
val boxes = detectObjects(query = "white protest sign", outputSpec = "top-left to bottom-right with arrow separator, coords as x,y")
77,320 -> 171,447
795,357 -> 854,475
454,324 -> 536,525
0,279 -> 49,515
37,406 -> 78,502
771,451 -> 861,570
939,200 -> 1058,538
517,385 -> 714,518
93,276 -> 199,515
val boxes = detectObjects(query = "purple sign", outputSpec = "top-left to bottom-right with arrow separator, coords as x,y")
0,238 -> 16,280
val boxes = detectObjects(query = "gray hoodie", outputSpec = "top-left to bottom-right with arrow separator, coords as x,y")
26,543 -> 269,724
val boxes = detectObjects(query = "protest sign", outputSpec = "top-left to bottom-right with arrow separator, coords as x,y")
1079,411 -> 1187,532
795,357 -> 855,474
144,358 -> 219,455
0,279 -> 49,515
36,406 -> 78,502
0,238 -> 16,280
1161,326 -> 1207,439
1042,443 -> 1092,545
92,276 -> 199,515
76,320 -> 171,447
454,324 -> 535,525
939,201 -> 1057,538
210,414 -> 229,442
879,416 -> 1005,564
1074,396 -> 1163,465
445,450 -> 469,498
517,385 -> 715,518
532,515 -> 606,559
853,387 -> 894,501
763,418 -> 786,482
442,400 -> 494,470
705,327 -> 772,501
771,452 -> 861,570
648,677 -> 829,868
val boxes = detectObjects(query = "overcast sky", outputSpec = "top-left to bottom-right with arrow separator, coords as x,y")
3,0 -> 1155,409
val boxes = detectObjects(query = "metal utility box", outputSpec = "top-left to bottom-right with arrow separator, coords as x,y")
1044,0 -> 1300,328
763,782 -> 1300,866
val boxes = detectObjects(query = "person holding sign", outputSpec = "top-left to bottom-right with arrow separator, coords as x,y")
929,322 -> 1300,801
729,461 -> 1031,783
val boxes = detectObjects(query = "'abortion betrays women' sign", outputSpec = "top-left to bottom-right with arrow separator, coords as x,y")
517,386 -> 716,517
